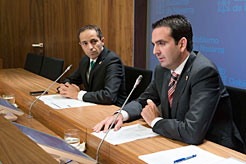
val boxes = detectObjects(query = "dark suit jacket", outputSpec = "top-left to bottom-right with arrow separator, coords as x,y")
63,47 -> 127,107
123,51 -> 245,152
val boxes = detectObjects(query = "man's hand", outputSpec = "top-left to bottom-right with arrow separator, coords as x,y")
93,113 -> 123,133
58,82 -> 80,99
141,99 -> 160,126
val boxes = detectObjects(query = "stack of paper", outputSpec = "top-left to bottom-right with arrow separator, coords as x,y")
210,158 -> 246,164
38,94 -> 96,109
92,124 -> 159,145
139,145 -> 226,164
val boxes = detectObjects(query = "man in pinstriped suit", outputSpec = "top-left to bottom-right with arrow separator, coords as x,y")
93,15 -> 245,153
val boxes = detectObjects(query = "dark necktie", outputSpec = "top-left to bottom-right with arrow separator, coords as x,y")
168,72 -> 179,108
90,61 -> 95,72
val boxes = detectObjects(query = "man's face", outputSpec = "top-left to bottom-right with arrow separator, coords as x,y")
152,27 -> 183,70
79,29 -> 104,59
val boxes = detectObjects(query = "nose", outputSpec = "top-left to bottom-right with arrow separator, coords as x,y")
88,43 -> 93,50
153,45 -> 160,56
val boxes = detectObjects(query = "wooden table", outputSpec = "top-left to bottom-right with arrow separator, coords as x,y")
0,115 -> 59,164
0,68 -> 245,164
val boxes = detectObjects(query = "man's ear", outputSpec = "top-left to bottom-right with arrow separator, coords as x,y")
179,37 -> 187,52
101,37 -> 105,46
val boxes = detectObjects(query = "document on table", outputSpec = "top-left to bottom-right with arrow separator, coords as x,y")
210,157 -> 246,164
138,145 -> 225,164
38,94 -> 96,109
91,124 -> 159,145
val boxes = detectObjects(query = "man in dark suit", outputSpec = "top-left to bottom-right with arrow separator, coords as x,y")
59,25 -> 126,107
93,15 -> 245,152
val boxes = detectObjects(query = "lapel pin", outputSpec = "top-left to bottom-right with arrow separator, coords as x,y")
186,76 -> 188,81
99,61 -> 102,64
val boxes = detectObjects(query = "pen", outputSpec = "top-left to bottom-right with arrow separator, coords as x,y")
174,154 -> 197,163
65,160 -> 73,164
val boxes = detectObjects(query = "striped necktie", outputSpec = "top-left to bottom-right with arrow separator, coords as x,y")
168,72 -> 179,108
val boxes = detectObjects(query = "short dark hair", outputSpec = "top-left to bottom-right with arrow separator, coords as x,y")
152,15 -> 193,52
77,25 -> 103,42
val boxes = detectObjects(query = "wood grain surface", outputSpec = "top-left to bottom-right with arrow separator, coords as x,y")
0,0 -> 134,71
0,116 -> 58,164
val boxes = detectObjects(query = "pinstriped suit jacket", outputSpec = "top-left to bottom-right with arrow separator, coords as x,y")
123,51 -> 244,152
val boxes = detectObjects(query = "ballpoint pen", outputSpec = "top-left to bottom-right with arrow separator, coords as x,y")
64,159 -> 73,164
174,154 -> 197,163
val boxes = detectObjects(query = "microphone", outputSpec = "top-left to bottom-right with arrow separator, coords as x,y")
96,75 -> 143,163
28,64 -> 72,119
134,74 -> 143,87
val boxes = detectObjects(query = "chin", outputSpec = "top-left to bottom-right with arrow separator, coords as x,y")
160,63 -> 167,68
89,54 -> 97,59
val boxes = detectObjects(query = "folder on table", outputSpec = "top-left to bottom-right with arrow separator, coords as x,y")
13,122 -> 96,164
0,98 -> 24,116
0,98 -> 24,121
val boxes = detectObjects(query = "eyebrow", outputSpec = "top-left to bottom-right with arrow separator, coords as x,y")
152,39 -> 165,45
91,38 -> 98,41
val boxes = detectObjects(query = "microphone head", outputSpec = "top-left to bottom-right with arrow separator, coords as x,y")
65,64 -> 73,72
135,75 -> 143,86
67,64 -> 73,70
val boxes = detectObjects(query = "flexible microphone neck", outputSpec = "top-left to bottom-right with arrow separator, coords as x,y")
96,75 -> 143,163
28,64 -> 72,119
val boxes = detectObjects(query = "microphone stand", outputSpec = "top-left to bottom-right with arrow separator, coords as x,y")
96,75 -> 143,163
28,64 -> 72,119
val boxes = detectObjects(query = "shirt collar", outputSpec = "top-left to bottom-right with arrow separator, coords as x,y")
90,58 -> 97,63
171,54 -> 190,75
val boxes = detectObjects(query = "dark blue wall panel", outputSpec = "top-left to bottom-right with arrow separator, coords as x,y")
148,0 -> 246,88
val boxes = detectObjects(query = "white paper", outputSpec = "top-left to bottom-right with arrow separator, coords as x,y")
38,94 -> 96,109
139,145 -> 225,164
92,124 -> 159,145
210,157 -> 246,164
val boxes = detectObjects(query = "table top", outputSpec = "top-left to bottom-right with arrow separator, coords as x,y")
0,68 -> 245,163
0,115 -> 59,164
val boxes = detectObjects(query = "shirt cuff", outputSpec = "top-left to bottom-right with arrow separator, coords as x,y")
115,110 -> 129,121
151,117 -> 163,127
77,90 -> 87,101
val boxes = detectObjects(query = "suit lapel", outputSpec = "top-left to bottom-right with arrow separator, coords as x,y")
161,70 -> 171,118
171,52 -> 196,117
83,58 -> 90,90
